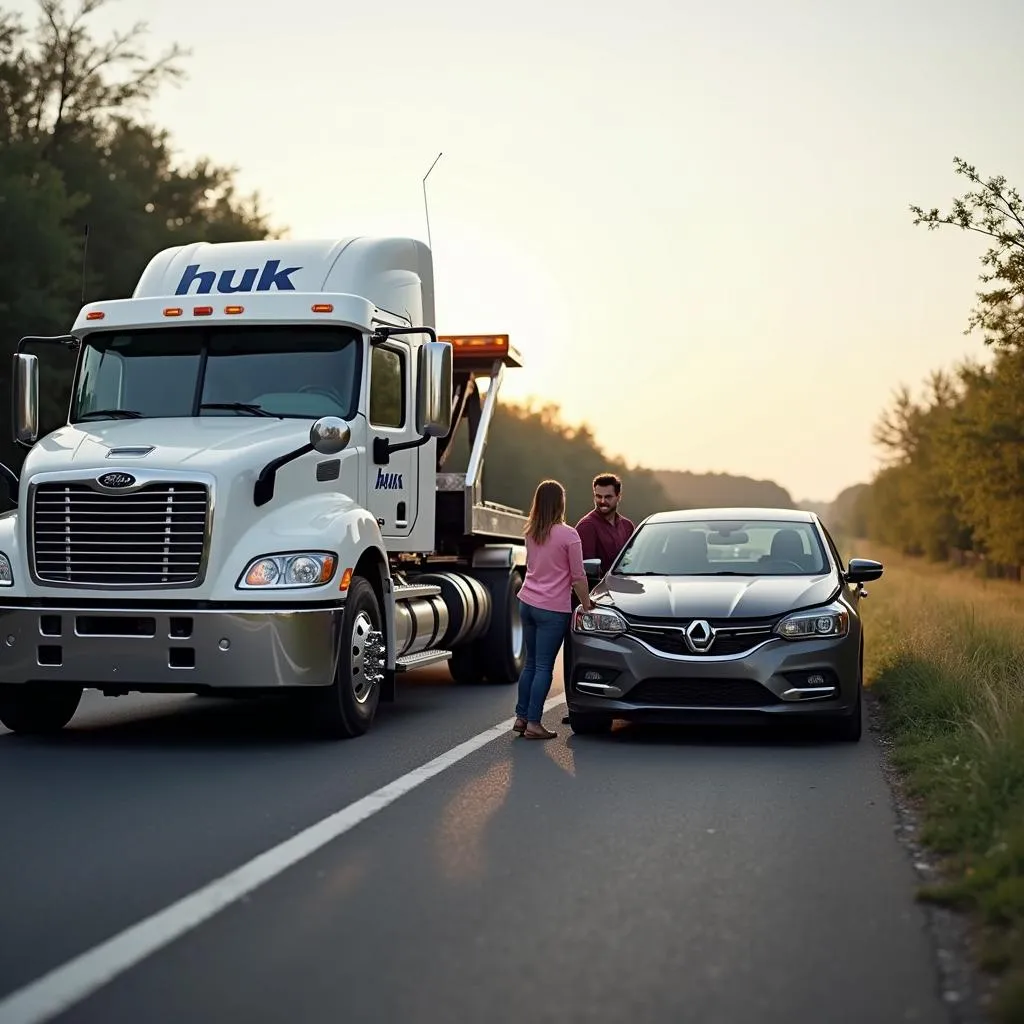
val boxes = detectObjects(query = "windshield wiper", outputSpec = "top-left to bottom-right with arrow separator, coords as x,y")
77,409 -> 144,420
200,402 -> 278,418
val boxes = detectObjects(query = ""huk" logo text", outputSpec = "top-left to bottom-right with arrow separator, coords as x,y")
375,468 -> 404,490
175,260 -> 302,296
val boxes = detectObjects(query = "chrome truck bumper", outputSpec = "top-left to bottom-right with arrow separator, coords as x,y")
0,604 -> 343,691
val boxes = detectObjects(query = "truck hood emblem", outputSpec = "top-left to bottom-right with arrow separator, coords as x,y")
97,471 -> 137,489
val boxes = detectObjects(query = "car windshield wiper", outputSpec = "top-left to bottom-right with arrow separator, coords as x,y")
76,409 -> 144,420
199,402 -> 278,418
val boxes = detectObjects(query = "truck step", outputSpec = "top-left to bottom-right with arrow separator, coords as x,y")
393,582 -> 442,600
396,649 -> 453,672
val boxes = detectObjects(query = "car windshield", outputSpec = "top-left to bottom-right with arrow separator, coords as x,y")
71,325 -> 362,421
613,518 -> 830,577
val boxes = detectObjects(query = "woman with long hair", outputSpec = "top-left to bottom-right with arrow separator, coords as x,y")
513,479 -> 594,740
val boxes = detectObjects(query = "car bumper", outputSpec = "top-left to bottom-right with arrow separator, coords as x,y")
0,603 -> 343,691
567,629 -> 860,724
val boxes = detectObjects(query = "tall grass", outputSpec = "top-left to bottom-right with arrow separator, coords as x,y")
855,544 -> 1024,1022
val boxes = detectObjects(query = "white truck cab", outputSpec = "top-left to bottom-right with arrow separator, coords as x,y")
0,236 -> 529,738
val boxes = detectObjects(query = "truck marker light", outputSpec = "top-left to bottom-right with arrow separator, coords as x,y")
163,307 -> 183,317
339,568 -> 353,592
311,304 -> 333,313
224,305 -> 245,315
85,311 -> 105,321
439,334 -> 509,358
193,306 -> 213,316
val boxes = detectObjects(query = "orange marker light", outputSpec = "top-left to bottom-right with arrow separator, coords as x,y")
439,334 -> 510,357
338,567 -> 353,592
311,303 -> 334,314
163,307 -> 183,317
193,305 -> 213,316
85,311 -> 105,321
224,305 -> 244,315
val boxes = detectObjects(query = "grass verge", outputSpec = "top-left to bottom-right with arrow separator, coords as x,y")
851,542 -> 1024,1023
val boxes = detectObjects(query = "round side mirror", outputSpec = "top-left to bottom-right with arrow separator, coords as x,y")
309,417 -> 351,455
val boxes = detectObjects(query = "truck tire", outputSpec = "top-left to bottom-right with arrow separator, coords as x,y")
447,645 -> 484,685
0,684 -> 82,735
311,576 -> 385,739
477,569 -> 526,685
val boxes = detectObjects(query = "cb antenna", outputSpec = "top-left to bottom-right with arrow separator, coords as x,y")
422,151 -> 443,251
80,223 -> 90,305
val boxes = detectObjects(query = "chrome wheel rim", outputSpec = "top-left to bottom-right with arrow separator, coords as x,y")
349,611 -> 384,705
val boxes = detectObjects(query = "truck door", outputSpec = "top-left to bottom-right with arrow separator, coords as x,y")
366,340 -> 418,538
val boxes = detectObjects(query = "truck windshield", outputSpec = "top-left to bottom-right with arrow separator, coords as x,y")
71,325 -> 362,422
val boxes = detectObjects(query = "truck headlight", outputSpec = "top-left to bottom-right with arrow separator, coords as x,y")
0,553 -> 12,586
775,604 -> 849,640
238,552 -> 337,589
572,606 -> 628,636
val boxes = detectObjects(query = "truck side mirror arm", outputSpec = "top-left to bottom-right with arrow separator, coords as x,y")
253,417 -> 350,507
0,463 -> 18,505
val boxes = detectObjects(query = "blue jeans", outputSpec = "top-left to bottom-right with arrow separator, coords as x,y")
515,600 -> 571,722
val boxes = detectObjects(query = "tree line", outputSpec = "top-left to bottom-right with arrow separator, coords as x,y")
834,158 -> 1024,576
0,0 -> 797,521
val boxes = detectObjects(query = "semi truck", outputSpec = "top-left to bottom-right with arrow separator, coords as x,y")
0,236 -> 530,739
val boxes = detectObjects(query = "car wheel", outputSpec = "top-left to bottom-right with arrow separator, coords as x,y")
833,654 -> 863,743
568,710 -> 613,736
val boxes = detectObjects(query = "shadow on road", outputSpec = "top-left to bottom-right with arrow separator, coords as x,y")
0,665 -> 473,751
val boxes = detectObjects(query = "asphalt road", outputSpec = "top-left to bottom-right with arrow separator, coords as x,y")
0,658 -> 953,1024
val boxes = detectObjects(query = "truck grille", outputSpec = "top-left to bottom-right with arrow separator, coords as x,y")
31,481 -> 209,587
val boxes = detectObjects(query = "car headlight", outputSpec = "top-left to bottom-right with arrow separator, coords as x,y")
0,553 -> 12,587
775,604 -> 849,640
238,552 -> 337,589
572,606 -> 628,636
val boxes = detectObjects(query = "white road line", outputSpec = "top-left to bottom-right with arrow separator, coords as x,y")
0,694 -> 567,1024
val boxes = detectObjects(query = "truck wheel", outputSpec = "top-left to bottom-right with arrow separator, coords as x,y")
312,577 -> 385,739
0,684 -> 82,735
448,645 -> 484,685
478,570 -> 526,685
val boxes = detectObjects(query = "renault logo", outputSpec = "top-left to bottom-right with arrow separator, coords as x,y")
684,619 -> 716,653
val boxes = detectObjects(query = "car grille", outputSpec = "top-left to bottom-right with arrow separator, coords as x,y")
626,617 -> 777,657
31,481 -> 210,587
627,678 -> 780,707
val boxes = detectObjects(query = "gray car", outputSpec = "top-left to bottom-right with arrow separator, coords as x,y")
566,507 -> 883,742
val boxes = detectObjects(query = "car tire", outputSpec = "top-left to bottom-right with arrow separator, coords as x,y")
833,652 -> 864,743
0,684 -> 82,735
568,710 -> 613,736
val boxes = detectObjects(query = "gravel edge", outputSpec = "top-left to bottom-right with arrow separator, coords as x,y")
866,688 -> 1001,1024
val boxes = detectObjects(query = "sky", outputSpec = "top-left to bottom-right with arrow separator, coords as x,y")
12,0 -> 1024,502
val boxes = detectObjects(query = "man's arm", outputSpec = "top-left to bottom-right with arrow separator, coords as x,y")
575,515 -> 598,562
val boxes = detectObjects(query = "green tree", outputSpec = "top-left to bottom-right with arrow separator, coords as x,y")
0,0 -> 279,476
911,156 -> 1024,350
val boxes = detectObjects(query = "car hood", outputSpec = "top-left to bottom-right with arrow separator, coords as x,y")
594,573 -> 839,620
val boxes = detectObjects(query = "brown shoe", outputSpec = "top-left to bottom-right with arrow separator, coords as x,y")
522,724 -> 557,740
512,717 -> 527,734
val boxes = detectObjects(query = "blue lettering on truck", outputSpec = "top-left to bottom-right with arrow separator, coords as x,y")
175,260 -> 302,295
375,469 -> 403,490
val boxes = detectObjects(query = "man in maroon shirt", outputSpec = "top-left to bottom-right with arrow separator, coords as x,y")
562,473 -> 636,723
576,473 -> 636,577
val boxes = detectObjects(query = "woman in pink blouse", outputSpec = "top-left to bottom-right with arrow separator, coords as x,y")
514,480 -> 594,740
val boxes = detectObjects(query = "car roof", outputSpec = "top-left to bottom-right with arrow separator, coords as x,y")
642,507 -> 818,525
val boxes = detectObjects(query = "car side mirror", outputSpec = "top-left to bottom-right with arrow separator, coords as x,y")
583,557 -> 603,579
416,340 -> 453,437
845,558 -> 883,584
13,352 -> 39,447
